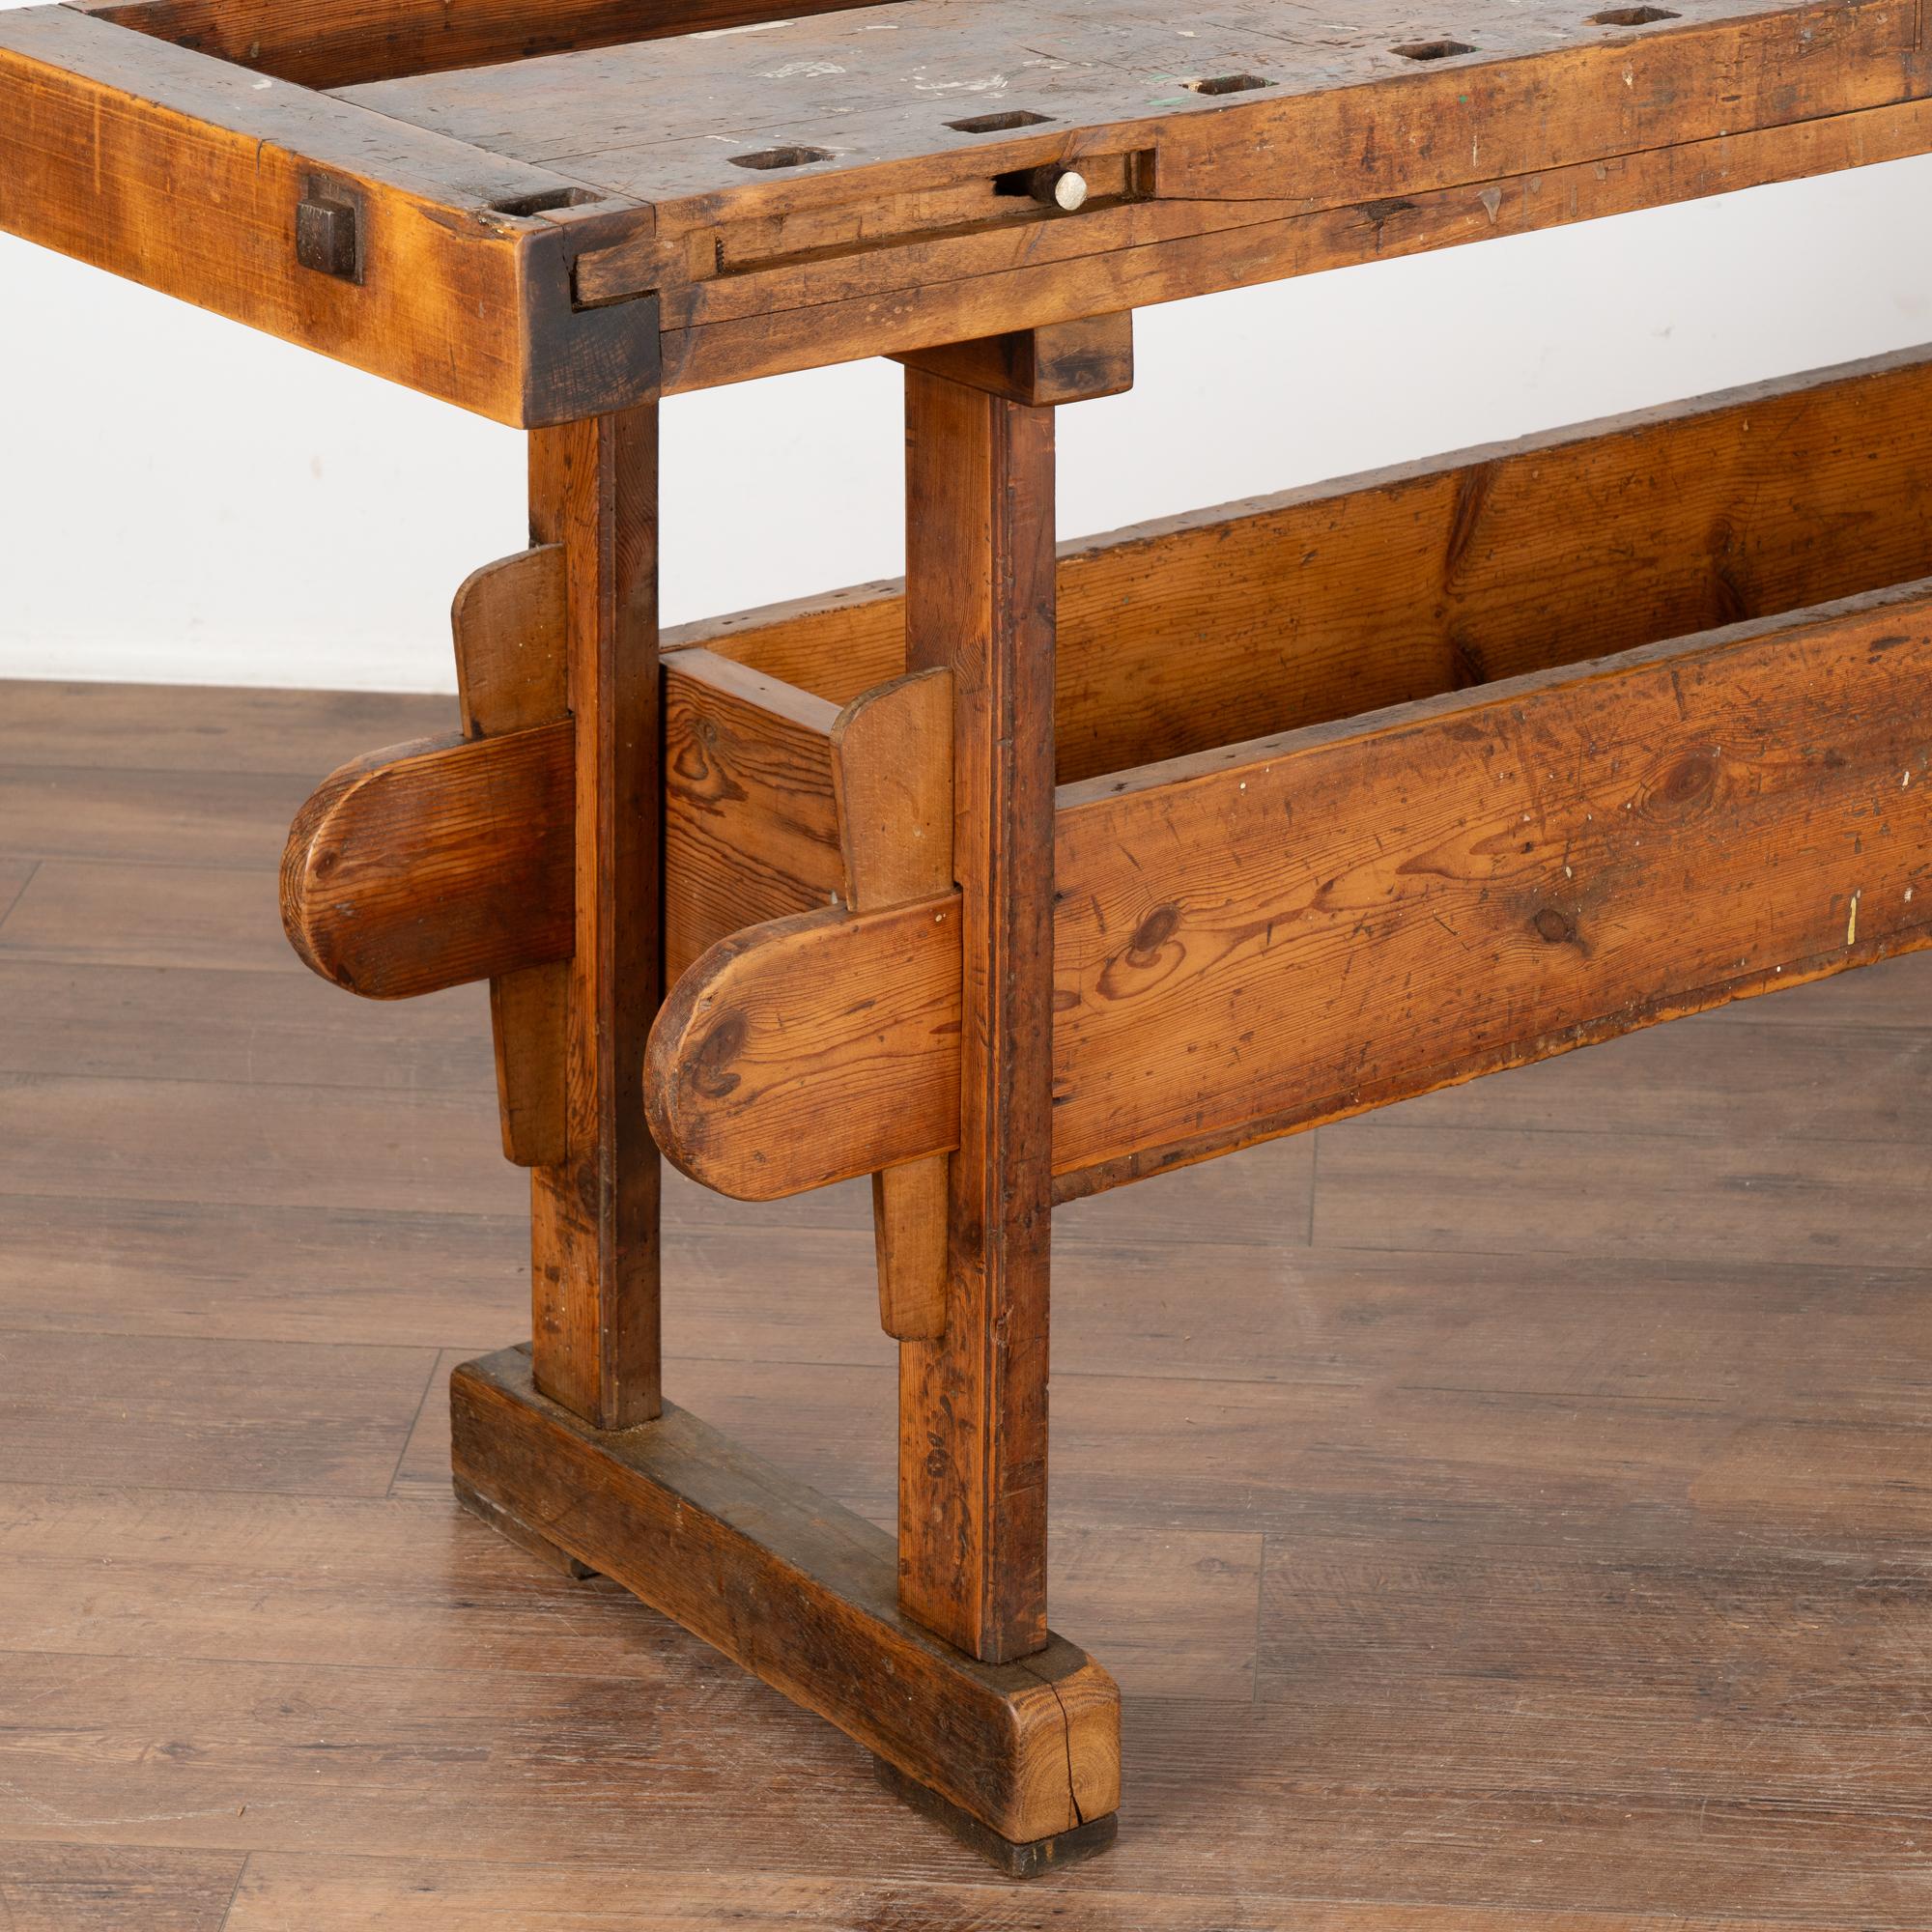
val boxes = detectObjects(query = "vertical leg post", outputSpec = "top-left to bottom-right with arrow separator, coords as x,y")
526,405 -> 663,1431
897,365 -> 1058,1663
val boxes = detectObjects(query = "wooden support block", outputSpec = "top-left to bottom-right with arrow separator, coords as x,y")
645,896 -> 961,1200
280,725 -> 573,1000
452,543 -> 571,1168
526,404 -> 663,1433
894,314 -> 1132,408
453,545 -> 568,739
831,669 -> 954,1343
896,364 -> 1056,1665
451,1346 -> 1120,1848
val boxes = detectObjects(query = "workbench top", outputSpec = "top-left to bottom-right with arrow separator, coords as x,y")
2,0 -> 1926,418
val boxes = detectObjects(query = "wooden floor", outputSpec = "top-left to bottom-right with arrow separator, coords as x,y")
2,678 -> 1929,1929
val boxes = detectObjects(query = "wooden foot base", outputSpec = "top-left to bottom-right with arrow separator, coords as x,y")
872,1753 -> 1120,1877
450,1346 -> 1121,1848
452,1476 -> 596,1579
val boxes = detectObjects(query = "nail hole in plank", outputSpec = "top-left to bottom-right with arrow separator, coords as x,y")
947,109 -> 1054,131
729,145 -> 836,170
1183,72 -> 1273,94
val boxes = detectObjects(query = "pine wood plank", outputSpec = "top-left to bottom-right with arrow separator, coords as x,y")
3,0 -> 1926,403
526,406 -> 663,1430
692,343 -> 1932,783
665,650 -> 843,981
451,544 -> 572,1168
830,670 -> 954,1343
284,346 -> 1932,1017
279,727 -> 573,1000
647,579 -> 1932,1200
893,368 -> 1056,1663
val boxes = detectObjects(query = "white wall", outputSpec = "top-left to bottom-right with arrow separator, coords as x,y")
2,10 -> 1927,696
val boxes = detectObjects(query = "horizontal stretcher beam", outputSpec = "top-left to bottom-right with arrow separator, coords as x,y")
648,580 -> 1932,1201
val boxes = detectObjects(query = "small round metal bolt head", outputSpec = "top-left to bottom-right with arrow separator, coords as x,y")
1053,169 -> 1090,211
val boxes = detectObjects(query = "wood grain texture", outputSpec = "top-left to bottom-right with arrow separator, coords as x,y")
331,0 -> 1932,389
526,405 -> 662,1431
451,544 -> 571,1168
345,0 -> 1925,214
896,367 -> 1056,1663
683,344 -> 1932,783
0,8 -> 657,424
0,1843 -> 243,1932
649,578 -> 1932,1200
831,669 -> 955,1342
648,90 -> 1932,390
451,545 -> 567,744
645,897 -> 961,1198
451,1345 -> 1120,1843
665,649 -> 843,983
79,0 -> 901,90
7,0 -> 1929,404
279,727 -> 572,1000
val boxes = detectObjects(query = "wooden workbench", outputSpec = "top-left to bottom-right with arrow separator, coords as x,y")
5,0 -> 1930,1873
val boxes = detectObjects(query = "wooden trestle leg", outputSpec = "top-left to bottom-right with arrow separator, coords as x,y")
441,326 -> 1125,1871
526,405 -> 664,1431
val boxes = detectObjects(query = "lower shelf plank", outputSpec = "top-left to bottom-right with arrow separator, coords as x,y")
449,1346 -> 1120,1850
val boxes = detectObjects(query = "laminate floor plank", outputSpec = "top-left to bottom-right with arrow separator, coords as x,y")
0,1074 -> 525,1216
0,682 -> 453,775
0,1329 -> 437,1499
0,860 -> 323,975
1313,1121 -> 1932,1268
0,767 -> 323,868
213,1854 -> 1899,1930
0,1842 -> 242,1932
1379,1013 -> 1932,1144
0,961 -> 495,1090
0,859 -> 35,930
3,679 -> 1928,1926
